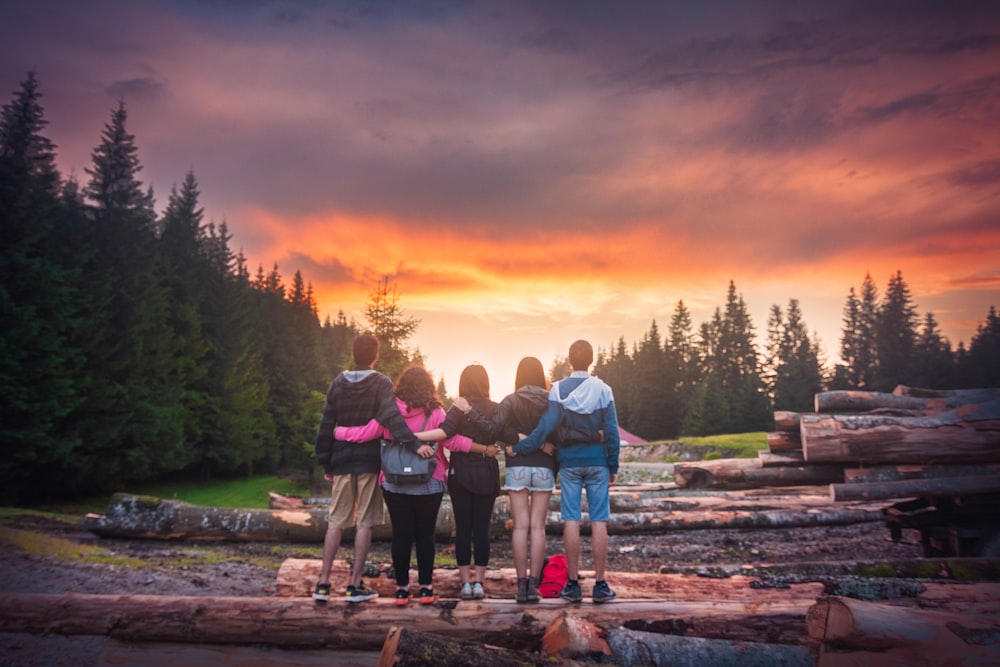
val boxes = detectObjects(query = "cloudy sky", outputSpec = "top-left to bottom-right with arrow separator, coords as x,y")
3,0 -> 999,394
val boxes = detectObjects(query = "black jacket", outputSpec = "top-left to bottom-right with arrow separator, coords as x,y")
314,370 -> 417,475
466,385 -> 555,470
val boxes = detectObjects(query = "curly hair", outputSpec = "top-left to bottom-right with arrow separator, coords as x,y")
394,365 -> 441,415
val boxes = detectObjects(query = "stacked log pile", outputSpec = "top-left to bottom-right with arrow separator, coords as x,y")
675,386 -> 1000,495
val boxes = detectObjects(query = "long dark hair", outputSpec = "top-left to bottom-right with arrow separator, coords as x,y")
514,356 -> 548,391
394,365 -> 441,415
458,364 -> 490,401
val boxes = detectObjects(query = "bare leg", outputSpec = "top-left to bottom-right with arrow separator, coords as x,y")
474,564 -> 487,584
591,520 -> 608,581
350,525 -> 372,587
318,523 -> 343,584
459,564 -> 472,584
563,520 -> 581,581
528,490 -> 551,579
509,489 -> 530,578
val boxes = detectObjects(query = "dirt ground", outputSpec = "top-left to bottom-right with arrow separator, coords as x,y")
0,491 -> 926,667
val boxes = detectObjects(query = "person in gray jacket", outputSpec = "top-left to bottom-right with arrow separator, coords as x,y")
312,334 -> 419,603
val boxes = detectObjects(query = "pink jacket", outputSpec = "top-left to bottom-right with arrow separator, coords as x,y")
335,398 -> 473,483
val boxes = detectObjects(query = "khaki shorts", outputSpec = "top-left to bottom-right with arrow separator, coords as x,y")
327,472 -> 385,529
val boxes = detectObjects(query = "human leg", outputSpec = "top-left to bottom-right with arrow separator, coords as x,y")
382,489 -> 414,588
316,474 -> 355,600
508,489 -> 530,578
449,482 -> 474,586
350,472 -> 384,591
412,491 -> 443,589
527,488 -> 551,601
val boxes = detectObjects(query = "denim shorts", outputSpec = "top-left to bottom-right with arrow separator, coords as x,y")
558,466 -> 610,522
505,465 -> 555,492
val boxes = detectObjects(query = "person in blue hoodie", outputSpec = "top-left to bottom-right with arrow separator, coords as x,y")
512,339 -> 620,604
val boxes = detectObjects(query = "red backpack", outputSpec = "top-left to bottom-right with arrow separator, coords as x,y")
538,554 -> 568,598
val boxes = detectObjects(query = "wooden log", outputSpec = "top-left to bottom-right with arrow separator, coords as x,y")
774,411 -> 801,432
84,493 -> 455,542
759,450 -> 805,466
378,626 -> 569,667
275,558 -> 826,602
97,640 -> 378,667
603,626 -> 817,667
0,593 -> 819,650
893,386 -> 1000,402
674,458 -> 762,487
675,457 -> 846,489
815,390 -> 948,414
767,430 -> 803,452
806,595 -> 1000,652
800,403 -> 1000,464
843,463 -> 1000,485
830,474 -> 1000,502
542,616 -> 612,660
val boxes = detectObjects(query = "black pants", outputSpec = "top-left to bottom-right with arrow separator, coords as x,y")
382,489 -> 443,587
448,481 -> 496,568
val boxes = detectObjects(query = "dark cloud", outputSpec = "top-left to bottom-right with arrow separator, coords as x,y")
105,76 -> 166,102
948,159 -> 1000,187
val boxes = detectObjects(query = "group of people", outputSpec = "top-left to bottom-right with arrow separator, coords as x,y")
312,334 -> 621,606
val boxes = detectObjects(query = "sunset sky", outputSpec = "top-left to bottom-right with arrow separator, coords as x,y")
3,1 -> 999,396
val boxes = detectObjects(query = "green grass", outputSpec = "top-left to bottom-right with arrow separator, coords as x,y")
676,432 -> 768,459
117,475 -> 312,509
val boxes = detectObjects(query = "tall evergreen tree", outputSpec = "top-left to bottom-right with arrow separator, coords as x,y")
912,312 -> 955,389
876,270 -> 918,391
0,73 -> 88,502
364,276 -> 420,380
771,299 -> 824,411
961,305 -> 1000,388
630,321 -> 671,439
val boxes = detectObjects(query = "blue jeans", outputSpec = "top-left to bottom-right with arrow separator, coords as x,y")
558,466 -> 610,522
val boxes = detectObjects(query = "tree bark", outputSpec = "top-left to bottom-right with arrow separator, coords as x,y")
806,595 -> 1000,654
843,463 -> 1000,485
0,592 -> 819,650
275,558 -> 826,603
830,473 -> 1000,502
766,430 -> 803,452
814,390 -> 949,414
799,404 -> 1000,464
774,411 -> 801,432
602,626 -> 816,667
674,457 -> 846,489
378,626 -> 571,667
96,640 -> 378,667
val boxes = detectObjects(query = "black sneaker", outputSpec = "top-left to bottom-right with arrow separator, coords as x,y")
560,579 -> 583,603
313,582 -> 331,602
394,588 -> 412,606
591,580 -> 616,604
345,583 -> 378,603
418,587 -> 438,605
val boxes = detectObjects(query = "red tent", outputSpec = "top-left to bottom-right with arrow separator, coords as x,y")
617,427 -> 647,445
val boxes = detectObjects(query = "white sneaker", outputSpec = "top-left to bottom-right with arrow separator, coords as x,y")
460,582 -> 474,600
472,581 -> 485,599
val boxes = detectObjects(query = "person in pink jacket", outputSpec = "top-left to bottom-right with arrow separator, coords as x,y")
336,365 -> 473,606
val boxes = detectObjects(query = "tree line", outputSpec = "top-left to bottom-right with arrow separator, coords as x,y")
2,73 -> 997,502
594,277 -> 999,442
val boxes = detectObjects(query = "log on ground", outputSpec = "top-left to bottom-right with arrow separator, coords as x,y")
275,558 -> 826,603
830,474 -> 1000,502
378,626 -> 569,667
806,595 -> 1000,652
0,593 -> 819,650
799,406 -> 1000,465
602,626 -> 816,667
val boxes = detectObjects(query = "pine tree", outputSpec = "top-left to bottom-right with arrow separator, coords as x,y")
0,73 -> 88,502
912,312 -> 955,389
876,270 -> 918,391
961,306 -> 1000,388
365,276 -> 420,380
772,299 -> 824,411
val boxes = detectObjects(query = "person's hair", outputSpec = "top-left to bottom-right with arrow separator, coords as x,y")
514,356 -> 548,390
394,365 -> 441,415
353,334 -> 380,368
458,364 -> 490,401
568,339 -> 593,371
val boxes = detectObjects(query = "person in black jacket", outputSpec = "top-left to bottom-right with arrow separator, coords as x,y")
452,357 -> 556,603
312,334 -> 420,603
413,363 -> 502,600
